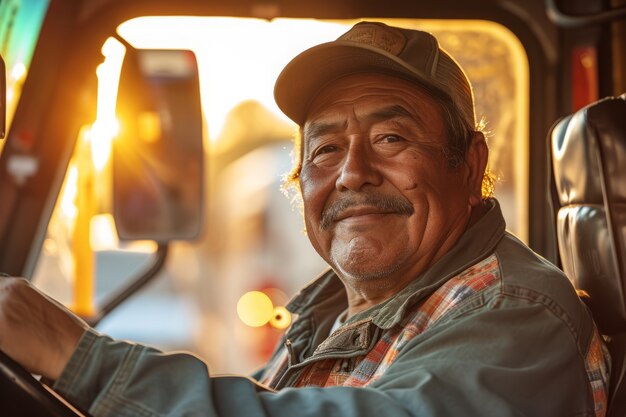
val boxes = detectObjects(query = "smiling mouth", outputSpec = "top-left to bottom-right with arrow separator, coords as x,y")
334,207 -> 397,223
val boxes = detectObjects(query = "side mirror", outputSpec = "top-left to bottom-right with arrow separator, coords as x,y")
113,47 -> 204,242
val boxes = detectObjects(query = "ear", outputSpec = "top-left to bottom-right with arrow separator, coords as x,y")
464,131 -> 489,207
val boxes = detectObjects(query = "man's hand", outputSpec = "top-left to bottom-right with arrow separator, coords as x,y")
0,277 -> 88,380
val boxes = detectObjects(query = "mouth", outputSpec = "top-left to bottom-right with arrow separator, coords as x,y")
334,207 -> 399,223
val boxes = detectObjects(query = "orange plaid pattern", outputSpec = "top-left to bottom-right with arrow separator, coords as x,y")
290,255 -> 500,388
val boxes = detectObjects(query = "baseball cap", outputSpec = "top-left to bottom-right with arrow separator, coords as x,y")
274,21 -> 476,128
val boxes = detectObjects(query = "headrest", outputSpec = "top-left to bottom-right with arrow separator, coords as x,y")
551,94 -> 626,335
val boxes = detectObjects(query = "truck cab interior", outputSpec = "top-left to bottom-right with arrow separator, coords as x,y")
0,0 -> 625,415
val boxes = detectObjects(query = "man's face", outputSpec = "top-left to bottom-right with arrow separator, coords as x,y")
300,73 -> 485,291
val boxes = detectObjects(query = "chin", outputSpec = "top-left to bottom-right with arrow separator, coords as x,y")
334,259 -> 403,283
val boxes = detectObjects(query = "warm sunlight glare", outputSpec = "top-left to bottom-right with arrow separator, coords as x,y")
90,119 -> 119,171
60,166 -> 79,220
137,111 -> 161,143
90,213 -> 119,250
91,37 -> 125,171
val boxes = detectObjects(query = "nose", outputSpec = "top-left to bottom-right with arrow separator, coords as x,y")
335,142 -> 383,191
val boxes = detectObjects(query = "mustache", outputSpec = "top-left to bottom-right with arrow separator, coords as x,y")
320,192 -> 414,230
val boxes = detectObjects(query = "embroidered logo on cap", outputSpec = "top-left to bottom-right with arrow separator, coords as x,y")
339,23 -> 406,56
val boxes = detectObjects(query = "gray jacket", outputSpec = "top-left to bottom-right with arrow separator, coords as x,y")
54,200 -> 610,416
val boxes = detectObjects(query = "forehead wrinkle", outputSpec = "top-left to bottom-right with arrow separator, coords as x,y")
303,99 -> 356,144
363,104 -> 427,129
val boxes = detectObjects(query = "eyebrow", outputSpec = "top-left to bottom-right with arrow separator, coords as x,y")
303,120 -> 346,143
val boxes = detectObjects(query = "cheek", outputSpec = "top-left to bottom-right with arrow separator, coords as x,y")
403,152 -> 463,187
386,152 -> 445,191
403,181 -> 418,191
386,168 -> 425,193
300,188 -> 330,260
299,168 -> 332,241
300,164 -> 336,208
300,172 -> 322,215
392,164 -> 469,211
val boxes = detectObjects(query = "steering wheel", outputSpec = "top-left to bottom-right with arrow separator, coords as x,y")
0,349 -> 90,417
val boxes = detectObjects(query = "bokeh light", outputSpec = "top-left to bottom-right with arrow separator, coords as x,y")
270,306 -> 291,330
237,291 -> 274,327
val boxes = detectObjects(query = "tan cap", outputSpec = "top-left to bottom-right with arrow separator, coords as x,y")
274,21 -> 476,127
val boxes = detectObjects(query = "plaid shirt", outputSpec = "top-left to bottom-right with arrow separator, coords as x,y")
260,255 -> 501,388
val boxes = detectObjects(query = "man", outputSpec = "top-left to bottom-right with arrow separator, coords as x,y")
0,21 -> 611,416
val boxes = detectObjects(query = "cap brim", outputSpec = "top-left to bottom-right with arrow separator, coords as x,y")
274,41 -> 444,125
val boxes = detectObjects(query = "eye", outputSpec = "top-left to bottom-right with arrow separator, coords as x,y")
314,144 -> 338,157
378,134 -> 405,144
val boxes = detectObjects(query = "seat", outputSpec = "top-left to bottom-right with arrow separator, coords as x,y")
550,93 -> 626,417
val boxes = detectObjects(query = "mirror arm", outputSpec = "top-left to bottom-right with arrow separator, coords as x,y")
112,33 -> 133,51
87,244 -> 169,327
